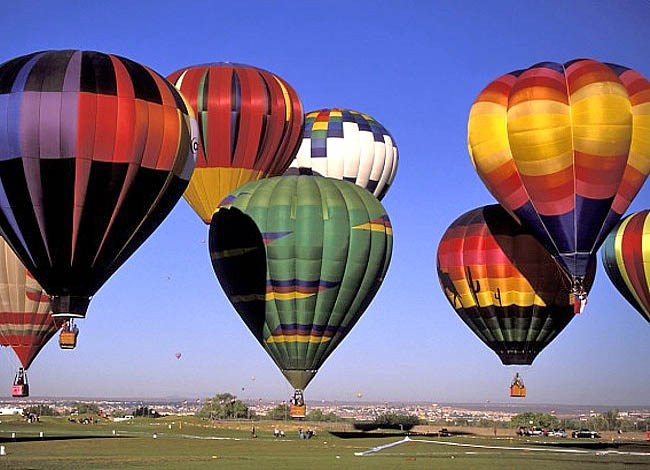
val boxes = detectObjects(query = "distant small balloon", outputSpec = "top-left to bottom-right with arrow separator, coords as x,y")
357,392 -> 363,399
175,352 -> 181,359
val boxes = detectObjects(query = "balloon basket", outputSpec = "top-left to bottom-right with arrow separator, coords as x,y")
11,384 -> 28,398
59,331 -> 78,349
510,385 -> 526,398
573,293 -> 587,314
290,404 -> 306,418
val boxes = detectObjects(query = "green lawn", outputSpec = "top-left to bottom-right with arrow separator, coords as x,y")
0,416 -> 647,469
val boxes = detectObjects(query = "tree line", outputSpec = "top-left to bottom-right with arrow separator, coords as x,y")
425,410 -> 650,432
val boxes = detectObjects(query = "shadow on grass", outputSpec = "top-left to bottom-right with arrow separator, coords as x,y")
532,440 -> 650,452
328,430 -> 475,439
0,435 -> 132,443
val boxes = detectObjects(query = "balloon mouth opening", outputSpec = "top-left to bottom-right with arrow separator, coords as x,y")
50,295 -> 91,318
498,355 -> 535,366
51,313 -> 85,319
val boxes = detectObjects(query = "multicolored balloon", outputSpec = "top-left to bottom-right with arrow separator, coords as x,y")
601,210 -> 650,323
0,50 -> 197,322
286,109 -> 398,200
167,63 -> 304,224
209,176 -> 393,390
0,238 -> 61,369
468,59 -> 650,296
437,205 -> 595,365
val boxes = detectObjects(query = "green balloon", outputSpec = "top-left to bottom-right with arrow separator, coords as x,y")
209,176 -> 393,389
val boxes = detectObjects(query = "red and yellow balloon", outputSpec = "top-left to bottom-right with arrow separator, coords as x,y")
468,59 -> 650,298
167,63 -> 304,223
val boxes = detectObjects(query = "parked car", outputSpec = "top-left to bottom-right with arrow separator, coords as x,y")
572,429 -> 600,438
438,428 -> 451,437
517,426 -> 543,436
549,429 -> 567,438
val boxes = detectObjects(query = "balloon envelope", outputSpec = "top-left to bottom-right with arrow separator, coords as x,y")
0,238 -> 61,369
601,209 -> 650,323
468,59 -> 650,287
209,176 -> 393,389
437,205 -> 595,365
286,109 -> 398,200
0,50 -> 197,318
167,63 -> 304,224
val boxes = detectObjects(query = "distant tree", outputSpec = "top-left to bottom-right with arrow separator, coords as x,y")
511,412 -> 558,429
24,405 -> 58,416
559,418 -> 582,430
134,406 -> 161,418
266,403 -> 289,420
306,409 -> 340,422
603,409 -> 620,431
353,413 -> 420,431
635,419 -> 650,432
353,421 -> 379,431
72,402 -> 100,415
474,419 -> 500,428
306,409 -> 323,421
198,393 -> 252,420
583,415 -> 606,431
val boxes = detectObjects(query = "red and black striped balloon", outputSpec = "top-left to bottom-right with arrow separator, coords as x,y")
0,50 -> 196,318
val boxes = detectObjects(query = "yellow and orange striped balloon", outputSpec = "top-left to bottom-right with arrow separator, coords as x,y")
468,59 -> 650,287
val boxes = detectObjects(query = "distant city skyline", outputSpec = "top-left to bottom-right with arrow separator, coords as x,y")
0,0 -> 648,405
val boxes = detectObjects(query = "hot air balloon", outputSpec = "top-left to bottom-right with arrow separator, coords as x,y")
0,50 -> 197,348
0,238 -> 61,397
167,63 -> 304,224
467,59 -> 650,308
175,352 -> 182,359
209,176 -> 392,417
285,109 -> 398,200
601,210 -> 650,323
436,205 -> 595,397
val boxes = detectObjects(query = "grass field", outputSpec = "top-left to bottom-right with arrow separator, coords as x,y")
0,415 -> 647,469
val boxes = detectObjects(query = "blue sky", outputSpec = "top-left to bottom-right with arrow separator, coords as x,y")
0,0 -> 648,405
